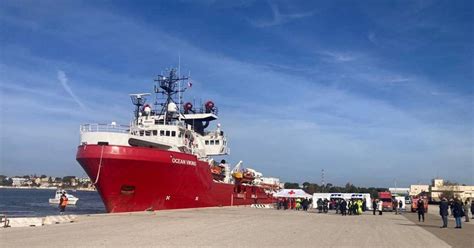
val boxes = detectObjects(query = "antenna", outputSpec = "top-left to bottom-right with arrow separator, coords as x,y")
129,93 -> 150,123
178,54 -> 181,121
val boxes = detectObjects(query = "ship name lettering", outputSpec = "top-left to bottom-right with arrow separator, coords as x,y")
171,158 -> 196,166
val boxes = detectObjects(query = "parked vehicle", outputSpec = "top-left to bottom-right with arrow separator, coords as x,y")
378,191 -> 393,211
411,194 -> 428,213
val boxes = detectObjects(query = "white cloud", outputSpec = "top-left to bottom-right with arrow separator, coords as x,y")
368,32 -> 378,45
57,70 -> 86,110
250,1 -> 315,28
318,51 -> 357,63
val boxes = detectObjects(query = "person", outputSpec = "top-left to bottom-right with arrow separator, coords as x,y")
395,200 -> 399,215
398,200 -> 403,214
341,199 -> 347,216
372,199 -> 377,215
377,199 -> 383,215
417,198 -> 425,222
362,199 -> 367,212
463,200 -> 470,222
323,199 -> 329,213
301,198 -> 308,211
348,200 -> 353,215
453,198 -> 464,229
295,198 -> 301,211
439,197 -> 449,228
335,199 -> 340,214
317,198 -> 323,213
357,199 -> 362,215
471,199 -> 474,219
59,192 -> 68,215
449,199 -> 454,216
353,200 -> 358,215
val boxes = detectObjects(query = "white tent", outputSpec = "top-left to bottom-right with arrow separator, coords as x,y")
273,189 -> 312,198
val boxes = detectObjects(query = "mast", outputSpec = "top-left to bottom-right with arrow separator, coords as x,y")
153,69 -> 189,123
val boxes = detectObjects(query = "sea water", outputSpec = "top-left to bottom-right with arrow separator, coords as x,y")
0,188 -> 105,217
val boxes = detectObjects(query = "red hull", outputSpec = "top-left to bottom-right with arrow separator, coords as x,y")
76,145 -> 274,213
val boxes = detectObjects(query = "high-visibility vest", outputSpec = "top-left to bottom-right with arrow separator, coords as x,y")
61,197 -> 68,206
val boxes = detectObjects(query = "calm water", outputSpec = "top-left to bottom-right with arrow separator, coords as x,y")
0,188 -> 106,217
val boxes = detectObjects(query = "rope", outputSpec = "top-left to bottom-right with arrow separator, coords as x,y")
94,145 -> 105,185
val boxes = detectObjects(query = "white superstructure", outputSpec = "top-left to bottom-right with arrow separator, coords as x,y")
79,69 -> 229,160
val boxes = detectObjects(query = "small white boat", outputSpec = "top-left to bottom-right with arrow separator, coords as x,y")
49,190 -> 79,205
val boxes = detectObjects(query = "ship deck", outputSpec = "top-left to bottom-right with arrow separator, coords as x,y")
2,206 -> 472,247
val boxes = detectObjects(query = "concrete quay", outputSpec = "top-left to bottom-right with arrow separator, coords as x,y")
1,206 -> 467,247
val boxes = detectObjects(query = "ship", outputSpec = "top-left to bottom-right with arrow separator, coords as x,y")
76,69 -> 281,213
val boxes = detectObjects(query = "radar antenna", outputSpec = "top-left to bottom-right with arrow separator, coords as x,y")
130,93 -> 150,123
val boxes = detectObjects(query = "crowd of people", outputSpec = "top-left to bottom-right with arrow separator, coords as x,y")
438,198 -> 473,229
275,195 -> 474,231
315,198 -> 368,216
276,197 -> 371,216
276,198 -> 311,211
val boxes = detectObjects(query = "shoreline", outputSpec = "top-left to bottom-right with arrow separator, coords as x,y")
0,186 -> 96,191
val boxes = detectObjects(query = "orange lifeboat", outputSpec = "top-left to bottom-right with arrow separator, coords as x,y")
210,164 -> 225,181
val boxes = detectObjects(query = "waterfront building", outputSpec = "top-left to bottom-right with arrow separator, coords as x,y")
409,185 -> 429,196
430,179 -> 474,202
11,177 -> 27,187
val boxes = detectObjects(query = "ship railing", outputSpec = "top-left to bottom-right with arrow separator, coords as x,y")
80,123 -> 130,133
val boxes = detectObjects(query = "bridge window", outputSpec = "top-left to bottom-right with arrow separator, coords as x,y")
210,140 -> 215,145
145,131 -> 151,136
153,130 -> 157,136
171,131 -> 176,137
160,130 -> 164,136
215,140 -> 220,145
205,140 -> 209,145
166,131 -> 170,136
139,131 -> 144,136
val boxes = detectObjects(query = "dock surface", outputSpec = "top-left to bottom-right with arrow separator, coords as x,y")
2,207 -> 471,247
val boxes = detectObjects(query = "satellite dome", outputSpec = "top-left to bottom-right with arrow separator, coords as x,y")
167,102 -> 178,112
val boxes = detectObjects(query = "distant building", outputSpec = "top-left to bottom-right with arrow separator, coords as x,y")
11,177 -> 27,187
70,178 -> 78,187
78,177 -> 91,183
33,177 -> 44,185
430,179 -> 474,202
389,188 -> 410,196
409,185 -> 430,196
40,177 -> 50,184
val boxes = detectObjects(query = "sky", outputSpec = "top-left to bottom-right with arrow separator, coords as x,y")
0,0 -> 472,187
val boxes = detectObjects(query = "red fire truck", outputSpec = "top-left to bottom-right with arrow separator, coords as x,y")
411,194 -> 429,213
378,191 -> 393,211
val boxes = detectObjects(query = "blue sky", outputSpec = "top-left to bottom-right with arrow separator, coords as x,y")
0,0 -> 472,187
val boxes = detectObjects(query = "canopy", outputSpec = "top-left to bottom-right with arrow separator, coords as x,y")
273,189 -> 312,198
